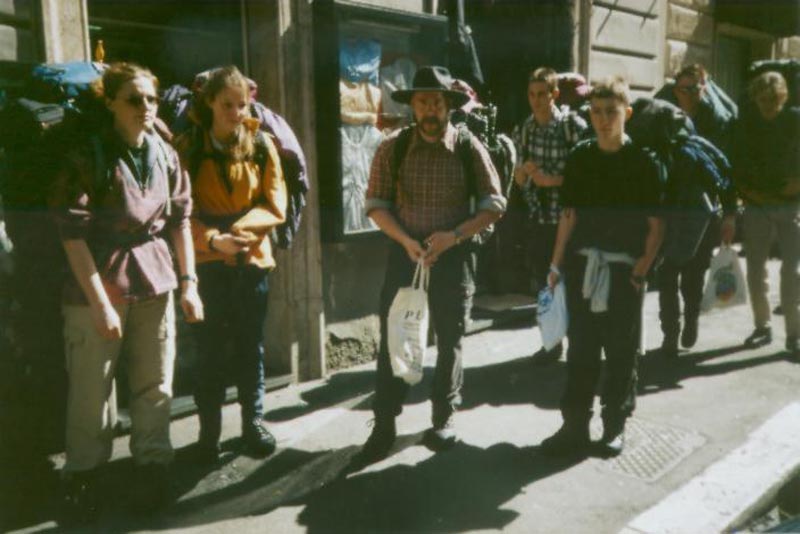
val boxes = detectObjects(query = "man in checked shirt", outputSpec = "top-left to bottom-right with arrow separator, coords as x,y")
358,66 -> 506,464
512,67 -> 588,364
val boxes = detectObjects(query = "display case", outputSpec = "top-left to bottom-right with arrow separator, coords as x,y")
314,0 -> 448,241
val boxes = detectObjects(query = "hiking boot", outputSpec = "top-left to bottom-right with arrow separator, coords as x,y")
58,470 -> 100,527
539,423 -> 590,456
531,343 -> 563,365
659,334 -> 679,359
424,415 -> 459,452
194,408 -> 222,465
598,419 -> 626,457
356,417 -> 396,465
681,318 -> 698,349
744,327 -> 772,348
131,463 -> 172,513
242,420 -> 277,458
787,336 -> 799,362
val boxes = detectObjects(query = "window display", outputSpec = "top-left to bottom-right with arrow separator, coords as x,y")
315,1 -> 447,240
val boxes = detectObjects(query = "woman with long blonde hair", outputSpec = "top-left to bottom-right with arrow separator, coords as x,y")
175,66 -> 287,463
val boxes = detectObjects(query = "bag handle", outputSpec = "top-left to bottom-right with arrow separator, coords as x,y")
411,260 -> 429,292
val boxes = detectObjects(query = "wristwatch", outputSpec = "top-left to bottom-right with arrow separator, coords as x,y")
180,274 -> 198,283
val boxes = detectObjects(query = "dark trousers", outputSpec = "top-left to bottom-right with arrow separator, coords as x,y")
658,224 -> 716,338
529,222 -> 558,294
561,256 -> 642,427
192,261 -> 269,425
373,241 -> 475,426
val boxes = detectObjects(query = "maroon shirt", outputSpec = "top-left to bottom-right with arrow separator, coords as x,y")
51,131 -> 192,305
365,123 -> 506,239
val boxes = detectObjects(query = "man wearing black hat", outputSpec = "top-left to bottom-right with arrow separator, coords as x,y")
359,66 -> 506,463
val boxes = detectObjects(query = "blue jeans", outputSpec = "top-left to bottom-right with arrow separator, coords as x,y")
192,262 -> 269,425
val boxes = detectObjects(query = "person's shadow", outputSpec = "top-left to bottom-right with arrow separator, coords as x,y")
638,344 -> 789,396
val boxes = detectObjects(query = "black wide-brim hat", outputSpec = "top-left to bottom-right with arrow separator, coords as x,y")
391,65 -> 471,107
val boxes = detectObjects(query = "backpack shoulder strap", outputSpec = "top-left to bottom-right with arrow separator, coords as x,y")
253,130 -> 271,174
151,134 -> 176,217
390,126 -> 415,201
188,125 -> 206,180
455,124 -> 478,204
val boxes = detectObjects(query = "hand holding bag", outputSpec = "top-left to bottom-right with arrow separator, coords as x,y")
701,246 -> 747,312
387,260 -> 430,385
537,281 -> 568,351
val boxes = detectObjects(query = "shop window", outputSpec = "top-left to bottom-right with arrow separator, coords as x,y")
315,0 -> 447,241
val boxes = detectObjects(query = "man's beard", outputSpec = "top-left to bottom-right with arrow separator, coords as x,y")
417,116 -> 446,137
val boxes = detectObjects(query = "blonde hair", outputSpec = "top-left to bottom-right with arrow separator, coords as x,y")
589,76 -> 631,107
528,67 -> 558,93
748,71 -> 788,102
196,65 -> 255,161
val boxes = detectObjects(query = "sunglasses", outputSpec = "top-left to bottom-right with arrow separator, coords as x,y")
676,85 -> 703,95
124,94 -> 160,107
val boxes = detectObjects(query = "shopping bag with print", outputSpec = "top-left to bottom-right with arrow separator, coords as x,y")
387,261 -> 430,385
701,246 -> 747,312
537,281 -> 568,351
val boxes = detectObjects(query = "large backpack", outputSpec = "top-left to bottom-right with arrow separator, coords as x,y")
159,69 -> 309,250
0,62 -> 107,260
627,97 -> 734,265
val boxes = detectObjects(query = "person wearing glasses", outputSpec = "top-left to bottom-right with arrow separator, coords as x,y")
732,71 -> 800,359
175,66 -> 287,465
656,64 -> 737,358
50,62 -> 203,523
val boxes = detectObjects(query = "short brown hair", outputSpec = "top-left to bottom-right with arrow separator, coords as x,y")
528,67 -> 558,93
589,76 -> 631,106
675,64 -> 707,83
748,70 -> 788,102
93,62 -> 158,100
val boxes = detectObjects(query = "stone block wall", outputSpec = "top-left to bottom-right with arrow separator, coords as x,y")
665,0 -> 713,77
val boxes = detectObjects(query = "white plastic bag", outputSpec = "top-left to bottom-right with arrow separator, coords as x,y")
701,246 -> 747,312
537,281 -> 568,351
387,261 -> 430,385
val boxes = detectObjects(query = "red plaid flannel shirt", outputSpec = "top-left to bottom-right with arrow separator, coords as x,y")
365,124 -> 505,239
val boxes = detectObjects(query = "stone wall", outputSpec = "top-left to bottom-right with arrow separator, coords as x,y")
665,0 -> 713,78
0,0 -> 36,62
586,0 -> 666,100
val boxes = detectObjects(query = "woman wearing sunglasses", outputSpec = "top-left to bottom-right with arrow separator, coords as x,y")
175,66 -> 287,464
50,62 -> 203,523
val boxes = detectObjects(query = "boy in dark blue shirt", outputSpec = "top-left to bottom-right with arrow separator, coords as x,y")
542,77 -> 664,456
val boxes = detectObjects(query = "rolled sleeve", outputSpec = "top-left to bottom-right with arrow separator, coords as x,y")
478,194 -> 507,213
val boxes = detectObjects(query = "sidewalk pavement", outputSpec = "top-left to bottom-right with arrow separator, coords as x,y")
7,258 -> 800,534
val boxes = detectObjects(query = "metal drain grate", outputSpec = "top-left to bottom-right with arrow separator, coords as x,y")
591,417 -> 706,482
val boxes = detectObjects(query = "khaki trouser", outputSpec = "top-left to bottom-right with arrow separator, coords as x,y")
743,205 -> 800,338
62,293 -> 175,472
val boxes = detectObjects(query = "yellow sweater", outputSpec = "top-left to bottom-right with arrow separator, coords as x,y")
176,130 -> 288,269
